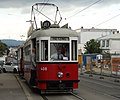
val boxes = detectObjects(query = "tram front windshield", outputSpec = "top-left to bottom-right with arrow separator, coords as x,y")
50,43 -> 69,61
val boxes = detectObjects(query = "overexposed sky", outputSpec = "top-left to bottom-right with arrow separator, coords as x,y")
0,0 -> 120,40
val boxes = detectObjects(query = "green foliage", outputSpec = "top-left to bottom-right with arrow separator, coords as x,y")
84,39 -> 101,54
0,40 -> 9,56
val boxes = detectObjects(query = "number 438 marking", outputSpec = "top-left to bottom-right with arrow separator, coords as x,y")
41,67 -> 47,71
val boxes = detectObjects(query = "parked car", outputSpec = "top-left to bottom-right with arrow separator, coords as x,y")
0,60 -> 5,73
0,60 -> 4,66
2,62 -> 18,73
0,65 -> 2,73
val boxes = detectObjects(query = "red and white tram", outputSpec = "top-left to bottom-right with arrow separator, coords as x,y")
18,3 -> 79,92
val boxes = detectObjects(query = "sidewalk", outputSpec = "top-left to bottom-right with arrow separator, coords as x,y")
0,73 -> 27,100
79,67 -> 120,78
93,67 -> 112,75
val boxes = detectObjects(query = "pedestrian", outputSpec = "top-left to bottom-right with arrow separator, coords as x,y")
30,48 -> 36,86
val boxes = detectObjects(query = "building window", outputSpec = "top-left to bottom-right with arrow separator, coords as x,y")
106,40 -> 109,47
24,45 -> 31,56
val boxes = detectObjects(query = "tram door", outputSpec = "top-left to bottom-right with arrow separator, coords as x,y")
20,47 -> 24,76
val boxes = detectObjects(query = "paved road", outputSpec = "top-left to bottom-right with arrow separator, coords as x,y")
1,71 -> 120,100
78,73 -> 120,100
0,73 -> 27,100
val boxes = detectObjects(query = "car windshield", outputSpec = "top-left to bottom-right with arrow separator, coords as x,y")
5,62 -> 12,65
0,60 -> 4,66
5,62 -> 18,66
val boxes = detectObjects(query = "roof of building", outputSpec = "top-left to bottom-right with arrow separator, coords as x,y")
76,27 -> 117,33
97,33 -> 120,40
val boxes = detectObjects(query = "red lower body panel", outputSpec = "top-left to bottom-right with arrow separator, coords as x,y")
36,62 -> 79,90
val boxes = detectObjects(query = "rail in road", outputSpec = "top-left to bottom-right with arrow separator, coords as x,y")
70,92 -> 85,100
14,71 -> 120,100
15,74 -> 84,100
79,73 -> 120,100
40,92 -> 85,100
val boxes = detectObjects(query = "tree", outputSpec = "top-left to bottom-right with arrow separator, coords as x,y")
84,39 -> 101,54
0,41 -> 9,56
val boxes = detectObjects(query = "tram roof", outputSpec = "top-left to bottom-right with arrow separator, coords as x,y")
30,28 -> 78,39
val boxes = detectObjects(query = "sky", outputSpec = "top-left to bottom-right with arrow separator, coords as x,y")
0,0 -> 120,40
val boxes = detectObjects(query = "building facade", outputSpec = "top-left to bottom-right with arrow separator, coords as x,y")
97,33 -> 120,54
76,27 -> 118,53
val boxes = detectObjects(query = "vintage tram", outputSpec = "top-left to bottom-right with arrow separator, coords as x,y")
17,3 -> 79,92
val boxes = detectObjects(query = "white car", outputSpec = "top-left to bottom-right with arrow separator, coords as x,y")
3,62 -> 18,73
0,60 -> 5,73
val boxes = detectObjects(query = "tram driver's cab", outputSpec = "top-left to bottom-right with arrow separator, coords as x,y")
50,43 -> 69,61
36,36 -> 77,62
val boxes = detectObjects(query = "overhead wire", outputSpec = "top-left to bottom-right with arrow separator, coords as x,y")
39,0 -> 50,12
32,0 -> 120,28
95,13 -> 120,27
66,0 -> 102,19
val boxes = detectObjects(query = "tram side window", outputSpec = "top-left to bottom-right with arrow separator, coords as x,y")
71,40 -> 77,60
24,45 -> 31,61
36,40 -> 39,61
24,45 -> 31,56
41,40 -> 48,61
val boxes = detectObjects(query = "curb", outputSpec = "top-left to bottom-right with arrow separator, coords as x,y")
14,74 -> 33,100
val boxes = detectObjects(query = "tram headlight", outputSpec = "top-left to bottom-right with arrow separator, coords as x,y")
57,72 -> 63,78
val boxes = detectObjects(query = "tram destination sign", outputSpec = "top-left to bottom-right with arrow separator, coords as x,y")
51,37 -> 69,41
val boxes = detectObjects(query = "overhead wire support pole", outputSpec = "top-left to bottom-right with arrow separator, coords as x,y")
58,7 -> 62,25
31,6 -> 38,29
55,7 -> 58,24
34,16 -> 38,29
33,3 -> 56,7
31,6 -> 34,24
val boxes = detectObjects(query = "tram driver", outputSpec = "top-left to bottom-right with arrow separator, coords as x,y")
51,45 -> 68,60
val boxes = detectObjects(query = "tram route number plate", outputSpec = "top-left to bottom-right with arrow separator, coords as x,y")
40,67 -> 47,71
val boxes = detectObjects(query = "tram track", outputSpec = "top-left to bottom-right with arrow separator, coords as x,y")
70,92 -> 86,100
41,95 -> 49,100
40,92 -> 85,100
80,77 -> 120,100
15,74 -> 85,100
